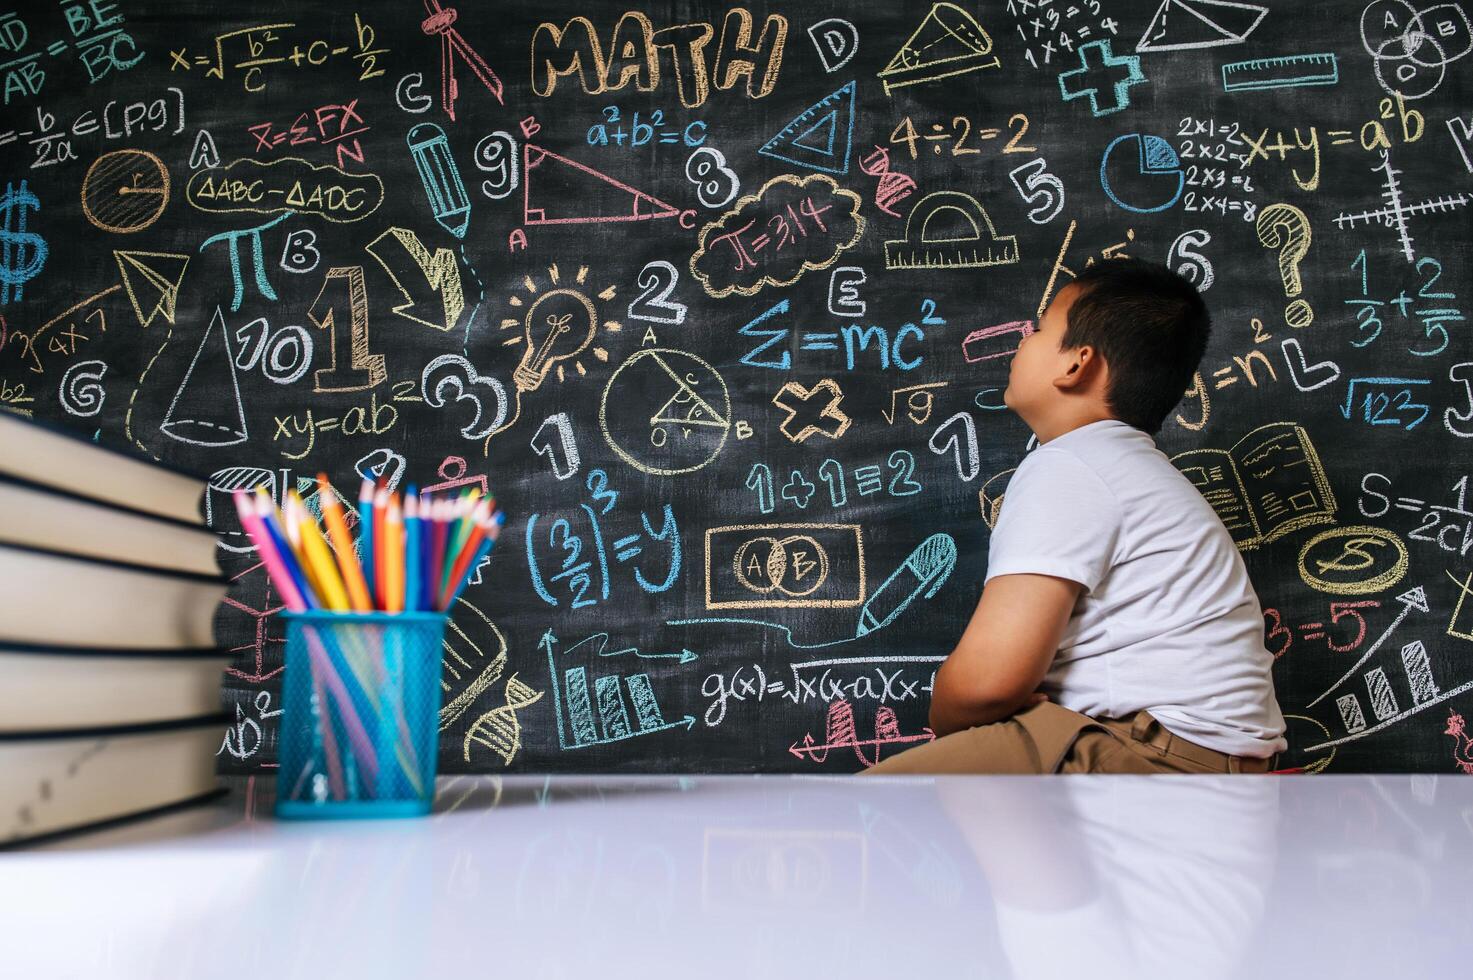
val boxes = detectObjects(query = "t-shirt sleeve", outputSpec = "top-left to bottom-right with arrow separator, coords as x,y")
985,448 -> 1122,593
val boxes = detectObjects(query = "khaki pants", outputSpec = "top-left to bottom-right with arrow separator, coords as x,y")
861,700 -> 1278,775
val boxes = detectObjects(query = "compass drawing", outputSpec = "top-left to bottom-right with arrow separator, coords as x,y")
599,347 -> 731,476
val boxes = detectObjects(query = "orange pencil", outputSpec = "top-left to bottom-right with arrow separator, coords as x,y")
317,475 -> 373,612
384,495 -> 404,612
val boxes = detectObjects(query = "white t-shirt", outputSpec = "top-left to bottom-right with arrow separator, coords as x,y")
984,419 -> 1288,758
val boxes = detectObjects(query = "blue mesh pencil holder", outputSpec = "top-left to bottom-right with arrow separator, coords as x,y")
275,610 -> 447,819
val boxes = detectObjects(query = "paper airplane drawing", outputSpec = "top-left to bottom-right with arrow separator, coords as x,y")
1136,0 -> 1268,52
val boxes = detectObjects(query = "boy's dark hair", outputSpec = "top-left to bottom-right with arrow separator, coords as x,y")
1061,258 -> 1211,434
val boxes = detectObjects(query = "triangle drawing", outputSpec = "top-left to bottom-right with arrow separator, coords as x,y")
115,250 -> 190,328
650,354 -> 728,429
523,144 -> 682,226
1136,0 -> 1268,52
759,80 -> 858,175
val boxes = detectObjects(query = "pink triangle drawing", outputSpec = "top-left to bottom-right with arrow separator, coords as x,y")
522,144 -> 682,226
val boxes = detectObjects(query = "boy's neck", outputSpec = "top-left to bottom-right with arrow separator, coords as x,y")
1029,407 -> 1120,445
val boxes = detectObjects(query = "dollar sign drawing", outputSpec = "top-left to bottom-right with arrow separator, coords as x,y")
1315,537 -> 1382,576
0,180 -> 48,306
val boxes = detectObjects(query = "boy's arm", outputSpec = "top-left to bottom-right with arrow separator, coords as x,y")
929,573 -> 1082,737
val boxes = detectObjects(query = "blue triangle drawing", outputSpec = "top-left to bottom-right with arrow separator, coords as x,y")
758,80 -> 857,175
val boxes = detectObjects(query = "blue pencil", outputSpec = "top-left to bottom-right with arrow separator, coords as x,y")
357,478 -> 375,609
404,485 -> 421,613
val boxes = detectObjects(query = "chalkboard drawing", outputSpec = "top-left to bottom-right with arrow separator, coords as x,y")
189,128 -> 220,170
758,80 -> 857,176
81,149 -> 170,234
159,307 -> 249,447
883,190 -> 1019,270
463,674 -> 544,766
115,251 -> 189,328
1361,3 -> 1470,100
420,0 -> 505,121
979,467 -> 1016,528
1445,712 -> 1473,773
422,354 -> 508,440
1296,587 -> 1473,753
1296,525 -> 1409,598
1334,150 -> 1469,265
1219,52 -> 1339,92
1256,203 -> 1314,328
877,3 -> 999,96
691,173 -> 864,298
357,449 -> 408,494
542,630 -> 695,750
514,288 -> 600,391
198,212 -> 292,312
789,700 -> 934,767
600,347 -> 730,476
1100,134 -> 1184,214
308,265 -> 386,393
828,266 -> 867,317
423,455 -> 486,497
962,320 -> 1034,363
531,413 -> 580,481
1448,569 -> 1473,643
1058,40 -> 1146,117
439,597 -> 509,729
408,123 -> 471,238
526,484 -> 682,609
1172,422 -> 1335,550
884,382 -> 947,426
676,531 -> 953,648
0,179 -> 46,306
773,379 -> 851,443
185,158 -> 384,223
366,227 -> 465,332
220,558 -> 288,684
206,466 -> 279,553
705,523 -> 865,609
523,144 -> 682,225
929,412 -> 979,483
808,17 -> 858,72
858,533 -> 956,637
1136,0 -> 1267,53
859,145 -> 918,218
58,360 -> 106,417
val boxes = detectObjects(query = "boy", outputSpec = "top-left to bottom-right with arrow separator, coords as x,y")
865,258 -> 1287,775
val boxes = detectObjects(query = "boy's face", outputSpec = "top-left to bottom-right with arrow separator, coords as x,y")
1003,282 -> 1079,421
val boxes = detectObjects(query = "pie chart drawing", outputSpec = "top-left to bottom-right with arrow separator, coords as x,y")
1099,133 -> 1184,213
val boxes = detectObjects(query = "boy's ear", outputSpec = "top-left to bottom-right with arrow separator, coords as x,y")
1053,344 -> 1098,391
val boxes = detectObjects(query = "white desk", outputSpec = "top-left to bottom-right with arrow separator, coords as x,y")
6,773 -> 1469,979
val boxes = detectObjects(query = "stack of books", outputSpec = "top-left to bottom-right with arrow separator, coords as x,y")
0,412 -> 231,847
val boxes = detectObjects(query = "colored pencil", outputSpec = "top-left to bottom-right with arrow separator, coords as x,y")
234,490 -> 307,612
444,510 -> 504,610
318,476 -> 373,612
254,489 -> 319,609
384,495 -> 404,613
404,488 -> 421,613
295,491 -> 351,612
358,478 -> 376,609
429,498 -> 449,609
373,484 -> 390,610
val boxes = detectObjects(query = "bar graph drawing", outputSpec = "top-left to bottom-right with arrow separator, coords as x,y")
1302,585 -> 1473,752
542,630 -> 696,749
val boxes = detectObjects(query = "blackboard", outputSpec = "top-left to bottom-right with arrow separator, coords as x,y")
2,0 -> 1471,774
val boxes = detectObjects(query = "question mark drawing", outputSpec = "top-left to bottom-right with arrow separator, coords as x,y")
1256,203 -> 1313,328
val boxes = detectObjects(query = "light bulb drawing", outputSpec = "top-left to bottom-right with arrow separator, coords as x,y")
480,263 -> 621,453
514,289 -> 598,392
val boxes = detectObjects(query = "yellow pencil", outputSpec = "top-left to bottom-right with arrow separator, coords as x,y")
294,490 -> 351,612
384,495 -> 405,613
317,475 -> 373,612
